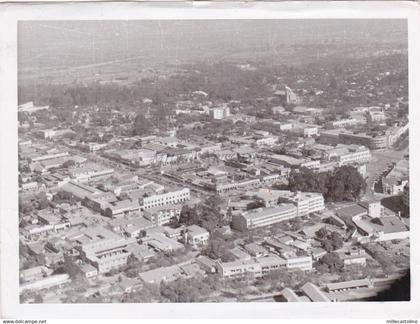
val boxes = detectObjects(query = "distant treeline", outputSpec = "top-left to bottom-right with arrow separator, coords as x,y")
19,52 -> 408,113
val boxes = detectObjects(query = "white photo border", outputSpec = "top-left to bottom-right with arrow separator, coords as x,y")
1,1 -> 419,318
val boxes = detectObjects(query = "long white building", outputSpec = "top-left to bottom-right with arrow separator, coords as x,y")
140,188 -> 190,210
232,205 -> 297,231
216,255 -> 286,279
250,189 -> 325,217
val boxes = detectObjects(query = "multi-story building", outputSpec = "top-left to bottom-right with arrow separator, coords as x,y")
251,189 -> 325,217
303,127 -> 319,137
143,205 -> 181,226
20,266 -> 53,283
78,142 -> 108,153
326,118 -> 359,129
140,188 -> 190,210
319,129 -> 388,150
103,199 -> 141,218
210,107 -> 230,120
338,132 -> 388,150
285,86 -> 300,105
18,101 -> 49,114
30,151 -> 69,163
386,123 -> 409,147
69,166 -> 114,183
293,192 -> 325,217
232,205 -> 298,231
183,225 -> 210,249
283,254 -> 313,271
78,236 -> 136,273
255,136 -> 278,146
323,145 -> 371,166
39,129 -> 75,140
215,255 -> 287,279
403,183 -> 409,207
213,179 -> 260,194
19,274 -> 70,294
338,247 -> 367,267
382,159 -> 409,195
367,107 -> 386,122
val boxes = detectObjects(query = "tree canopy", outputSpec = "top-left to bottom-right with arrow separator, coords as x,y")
133,113 -> 151,136
288,165 -> 366,202
178,195 -> 226,232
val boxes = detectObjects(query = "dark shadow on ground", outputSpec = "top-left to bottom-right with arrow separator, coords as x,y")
365,270 -> 410,301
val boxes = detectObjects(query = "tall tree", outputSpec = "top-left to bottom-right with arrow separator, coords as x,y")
133,113 -> 151,136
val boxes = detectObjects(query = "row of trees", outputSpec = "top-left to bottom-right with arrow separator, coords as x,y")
122,274 -> 221,303
19,61 -> 273,110
288,165 -> 366,202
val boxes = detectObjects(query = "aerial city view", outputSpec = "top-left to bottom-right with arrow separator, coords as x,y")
17,20 -> 409,303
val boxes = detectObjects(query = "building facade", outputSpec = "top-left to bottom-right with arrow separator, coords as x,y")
232,205 -> 298,231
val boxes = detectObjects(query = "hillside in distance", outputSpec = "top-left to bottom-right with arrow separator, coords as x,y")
18,19 -> 407,84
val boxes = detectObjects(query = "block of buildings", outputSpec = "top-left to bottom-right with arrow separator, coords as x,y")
215,255 -> 287,279
143,231 -> 185,253
319,129 -> 388,150
20,274 -> 71,294
326,278 -> 373,293
76,227 -> 137,273
103,199 -> 141,218
382,159 -> 409,195
183,225 -> 210,249
232,205 -> 298,231
251,189 -> 325,216
18,101 -> 49,114
20,266 -> 53,283
78,263 -> 98,278
322,144 -> 371,166
210,106 -> 230,120
140,188 -> 190,210
337,247 -> 367,267
143,205 -> 181,226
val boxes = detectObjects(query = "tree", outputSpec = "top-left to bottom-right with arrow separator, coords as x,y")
159,277 -> 206,302
178,196 -> 225,232
33,294 -> 44,304
20,290 -> 36,303
288,166 -> 366,202
289,217 -> 303,231
315,227 -> 329,239
203,233 -> 235,260
53,191 -> 77,204
19,199 -> 34,215
178,205 -> 198,226
62,159 -> 76,169
133,113 -> 151,136
36,192 -> 49,210
322,240 -> 334,253
318,252 -> 344,273
329,166 -> 366,201
330,231 -> 344,250
246,199 -> 265,210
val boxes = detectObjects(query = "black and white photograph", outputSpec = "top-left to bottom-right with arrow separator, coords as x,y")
1,1 -> 419,320
15,18 -> 411,304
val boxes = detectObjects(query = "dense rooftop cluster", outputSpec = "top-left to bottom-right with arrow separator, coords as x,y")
17,57 -> 409,303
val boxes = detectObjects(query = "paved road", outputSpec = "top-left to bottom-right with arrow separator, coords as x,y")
364,148 -> 409,200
